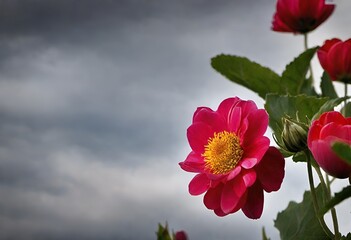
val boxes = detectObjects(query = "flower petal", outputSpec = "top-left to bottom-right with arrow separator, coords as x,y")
215,191 -> 247,217
220,181 -> 238,214
226,166 -> 242,181
187,122 -> 214,154
189,173 -> 210,196
307,121 -> 322,148
232,176 -> 247,198
240,158 -> 257,169
242,136 -> 270,165
242,170 -> 257,188
318,38 -> 341,75
256,147 -> 285,192
220,177 -> 247,214
236,100 -> 258,120
243,109 -> 269,144
311,139 -> 351,178
193,107 -> 212,122
213,208 -> 227,217
203,184 -> 223,210
227,107 -> 242,133
193,107 -> 226,133
241,182 -> 264,219
179,151 -> 204,173
217,97 -> 240,118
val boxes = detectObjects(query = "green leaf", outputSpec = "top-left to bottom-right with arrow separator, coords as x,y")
332,141 -> 351,165
292,151 -> 321,166
292,151 -> 306,163
265,94 -> 329,155
211,54 -> 281,98
312,97 -> 347,121
262,227 -> 271,240
275,185 -> 329,240
319,186 -> 351,216
341,102 -> 351,117
321,72 -> 338,98
341,233 -> 351,240
281,47 -> 318,95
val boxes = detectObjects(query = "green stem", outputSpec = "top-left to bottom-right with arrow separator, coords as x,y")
314,166 -> 328,196
304,33 -> 314,84
314,167 -> 340,239
343,82 -> 348,116
345,82 -> 348,99
305,151 -> 334,239
326,174 -> 341,239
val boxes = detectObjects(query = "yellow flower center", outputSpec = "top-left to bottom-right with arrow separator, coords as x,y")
203,131 -> 243,174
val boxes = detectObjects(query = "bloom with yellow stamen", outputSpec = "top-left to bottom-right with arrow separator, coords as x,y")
203,131 -> 243,174
179,97 -> 285,219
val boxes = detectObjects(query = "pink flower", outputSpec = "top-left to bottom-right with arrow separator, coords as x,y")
317,38 -> 351,83
179,97 -> 285,219
308,111 -> 351,178
271,0 -> 335,34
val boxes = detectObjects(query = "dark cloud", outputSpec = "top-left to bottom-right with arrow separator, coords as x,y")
1,0 -> 350,239
0,0 -> 286,239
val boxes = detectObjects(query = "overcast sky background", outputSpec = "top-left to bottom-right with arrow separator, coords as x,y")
0,0 -> 350,239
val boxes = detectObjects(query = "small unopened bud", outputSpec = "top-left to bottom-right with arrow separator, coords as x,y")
175,231 -> 188,240
281,117 -> 309,153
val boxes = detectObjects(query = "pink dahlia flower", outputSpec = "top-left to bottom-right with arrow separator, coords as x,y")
308,111 -> 351,178
179,97 -> 285,219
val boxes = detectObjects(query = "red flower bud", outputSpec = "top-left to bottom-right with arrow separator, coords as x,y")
317,38 -> 351,83
272,0 -> 335,34
175,231 -> 188,240
308,111 -> 351,178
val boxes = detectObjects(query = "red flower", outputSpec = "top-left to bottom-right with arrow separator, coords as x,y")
179,97 -> 285,219
317,38 -> 351,83
308,111 -> 351,178
271,0 -> 335,33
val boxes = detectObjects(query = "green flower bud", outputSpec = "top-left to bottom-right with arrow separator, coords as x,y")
281,116 -> 309,153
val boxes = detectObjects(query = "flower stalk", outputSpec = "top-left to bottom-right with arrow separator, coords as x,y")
343,83 -> 348,116
305,151 -> 334,239
313,166 -> 340,239
304,33 -> 314,84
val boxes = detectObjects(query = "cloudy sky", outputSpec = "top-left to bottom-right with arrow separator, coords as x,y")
0,0 -> 350,239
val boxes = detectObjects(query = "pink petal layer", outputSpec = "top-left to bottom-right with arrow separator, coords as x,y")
240,158 -> 258,169
220,177 -> 247,214
227,107 -> 242,133
179,151 -> 204,173
243,109 -> 268,144
189,173 -> 210,196
220,182 -> 239,214
203,184 -> 223,210
226,166 -> 242,181
217,97 -> 240,119
311,139 -> 351,178
242,136 -> 270,166
187,122 -> 214,154
242,170 -> 257,188
241,182 -> 264,219
193,107 -> 226,133
256,147 -> 285,192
